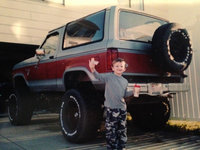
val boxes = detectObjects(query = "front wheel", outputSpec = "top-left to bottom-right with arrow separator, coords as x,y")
60,89 -> 101,143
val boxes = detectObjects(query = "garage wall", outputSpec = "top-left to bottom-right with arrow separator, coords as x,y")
0,0 -> 115,45
145,0 -> 200,121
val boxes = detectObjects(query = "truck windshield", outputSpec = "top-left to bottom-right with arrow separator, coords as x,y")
119,11 -> 167,43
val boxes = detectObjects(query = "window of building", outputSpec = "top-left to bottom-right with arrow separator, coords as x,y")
47,0 -> 65,5
39,0 -> 65,5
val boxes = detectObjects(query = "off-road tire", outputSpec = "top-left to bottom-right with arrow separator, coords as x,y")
60,89 -> 101,143
152,23 -> 192,72
130,96 -> 170,129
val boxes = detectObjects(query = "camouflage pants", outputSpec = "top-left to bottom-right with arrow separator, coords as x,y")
105,107 -> 127,150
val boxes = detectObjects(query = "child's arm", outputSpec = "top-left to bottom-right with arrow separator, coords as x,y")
125,89 -> 134,98
89,58 -> 108,82
89,58 -> 98,73
125,85 -> 140,98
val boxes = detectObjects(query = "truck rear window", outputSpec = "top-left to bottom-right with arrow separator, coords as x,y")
119,11 -> 167,43
63,10 -> 105,49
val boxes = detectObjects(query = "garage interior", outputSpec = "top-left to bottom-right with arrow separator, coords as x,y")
0,42 -> 38,113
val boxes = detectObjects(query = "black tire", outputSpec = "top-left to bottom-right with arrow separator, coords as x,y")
8,90 -> 34,125
60,89 -> 101,143
130,96 -> 170,129
152,23 -> 192,72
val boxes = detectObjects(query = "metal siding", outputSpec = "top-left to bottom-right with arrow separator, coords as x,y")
170,48 -> 200,121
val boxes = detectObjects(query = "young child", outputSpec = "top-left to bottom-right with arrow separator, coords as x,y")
89,57 -> 134,150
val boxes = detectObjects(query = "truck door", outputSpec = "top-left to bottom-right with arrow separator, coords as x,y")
33,32 -> 59,91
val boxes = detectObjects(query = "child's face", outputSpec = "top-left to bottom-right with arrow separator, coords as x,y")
112,61 -> 126,76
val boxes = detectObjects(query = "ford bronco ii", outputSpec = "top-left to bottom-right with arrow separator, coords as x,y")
8,6 -> 192,142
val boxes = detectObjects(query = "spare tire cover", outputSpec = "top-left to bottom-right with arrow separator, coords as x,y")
152,23 -> 192,72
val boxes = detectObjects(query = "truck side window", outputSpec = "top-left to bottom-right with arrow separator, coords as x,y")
119,11 -> 167,42
63,10 -> 105,49
41,32 -> 59,55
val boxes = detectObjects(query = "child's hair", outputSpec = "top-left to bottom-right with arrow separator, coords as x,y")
112,58 -> 128,68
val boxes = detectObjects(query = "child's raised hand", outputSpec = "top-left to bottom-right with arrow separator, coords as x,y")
89,58 -> 99,72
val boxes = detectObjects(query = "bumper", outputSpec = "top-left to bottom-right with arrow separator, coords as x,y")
127,83 -> 189,96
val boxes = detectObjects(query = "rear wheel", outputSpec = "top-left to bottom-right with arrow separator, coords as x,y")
129,96 -> 170,129
60,89 -> 102,143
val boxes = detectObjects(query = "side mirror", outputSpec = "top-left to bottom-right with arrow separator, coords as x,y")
36,48 -> 45,56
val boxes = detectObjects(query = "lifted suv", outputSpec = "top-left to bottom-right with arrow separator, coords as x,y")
9,6 -> 192,142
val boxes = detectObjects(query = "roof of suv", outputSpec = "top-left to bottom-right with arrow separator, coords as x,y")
49,5 -> 169,34
113,6 -> 169,22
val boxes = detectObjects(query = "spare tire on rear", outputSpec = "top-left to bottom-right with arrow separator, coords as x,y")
152,23 -> 192,72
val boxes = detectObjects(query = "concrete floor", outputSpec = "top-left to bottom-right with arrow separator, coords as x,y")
1,113 -> 200,150
0,113 -> 80,150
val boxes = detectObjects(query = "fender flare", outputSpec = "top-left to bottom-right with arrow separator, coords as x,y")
13,73 -> 29,88
62,67 -> 98,91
